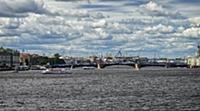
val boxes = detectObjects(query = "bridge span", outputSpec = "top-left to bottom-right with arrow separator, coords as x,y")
50,62 -> 188,70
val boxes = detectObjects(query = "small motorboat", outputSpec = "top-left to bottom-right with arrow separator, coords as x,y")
82,66 -> 96,70
42,68 -> 72,74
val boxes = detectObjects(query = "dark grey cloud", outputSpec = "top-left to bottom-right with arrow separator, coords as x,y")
0,0 -> 47,17
174,0 -> 200,4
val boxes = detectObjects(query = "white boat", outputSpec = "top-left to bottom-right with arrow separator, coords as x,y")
42,68 -> 72,74
82,66 -> 96,70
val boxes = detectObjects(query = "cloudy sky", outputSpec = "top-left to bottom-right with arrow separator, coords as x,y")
0,0 -> 200,57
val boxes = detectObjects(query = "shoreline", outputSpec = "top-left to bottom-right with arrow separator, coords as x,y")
0,68 -> 200,79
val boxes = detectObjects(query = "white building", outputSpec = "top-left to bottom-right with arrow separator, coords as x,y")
187,45 -> 200,68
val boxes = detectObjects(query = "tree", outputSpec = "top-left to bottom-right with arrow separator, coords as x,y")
52,53 -> 65,64
54,53 -> 61,59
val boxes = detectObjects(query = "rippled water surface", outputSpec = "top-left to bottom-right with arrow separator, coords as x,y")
0,68 -> 200,111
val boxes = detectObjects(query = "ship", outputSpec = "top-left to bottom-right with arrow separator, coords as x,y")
42,68 -> 72,74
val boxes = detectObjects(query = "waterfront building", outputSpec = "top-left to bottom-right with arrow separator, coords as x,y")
88,56 -> 98,63
59,56 -> 74,64
0,47 -> 20,69
187,45 -> 200,68
20,53 -> 31,66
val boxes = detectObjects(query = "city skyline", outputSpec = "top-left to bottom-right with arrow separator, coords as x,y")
0,0 -> 200,58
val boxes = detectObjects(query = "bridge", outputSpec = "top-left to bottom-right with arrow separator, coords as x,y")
96,62 -> 188,70
50,61 -> 188,70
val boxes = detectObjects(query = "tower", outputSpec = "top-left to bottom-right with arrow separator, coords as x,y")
87,0 -> 91,4
197,45 -> 200,57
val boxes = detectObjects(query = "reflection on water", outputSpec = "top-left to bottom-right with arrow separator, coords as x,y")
0,69 -> 200,110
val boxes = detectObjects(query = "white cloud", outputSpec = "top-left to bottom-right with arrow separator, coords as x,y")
177,26 -> 185,32
144,1 -> 164,12
140,1 -> 184,19
189,17 -> 200,26
183,27 -> 200,38
144,24 -> 174,33
92,19 -> 107,28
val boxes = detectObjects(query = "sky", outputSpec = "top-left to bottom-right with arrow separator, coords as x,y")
0,0 -> 200,58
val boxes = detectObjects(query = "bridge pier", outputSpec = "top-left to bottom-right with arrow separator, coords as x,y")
165,64 -> 169,68
97,63 -> 101,69
134,64 -> 140,70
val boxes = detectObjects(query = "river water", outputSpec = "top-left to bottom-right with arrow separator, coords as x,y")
0,68 -> 200,111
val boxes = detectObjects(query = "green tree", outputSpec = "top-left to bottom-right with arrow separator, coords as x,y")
54,53 -> 61,59
52,53 -> 65,64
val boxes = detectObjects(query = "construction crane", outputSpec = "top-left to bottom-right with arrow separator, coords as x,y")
115,50 -> 123,58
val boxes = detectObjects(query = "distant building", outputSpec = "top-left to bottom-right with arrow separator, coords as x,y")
20,53 -> 31,66
30,54 -> 49,65
187,45 -> 200,68
60,56 -> 75,64
0,47 -> 20,69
